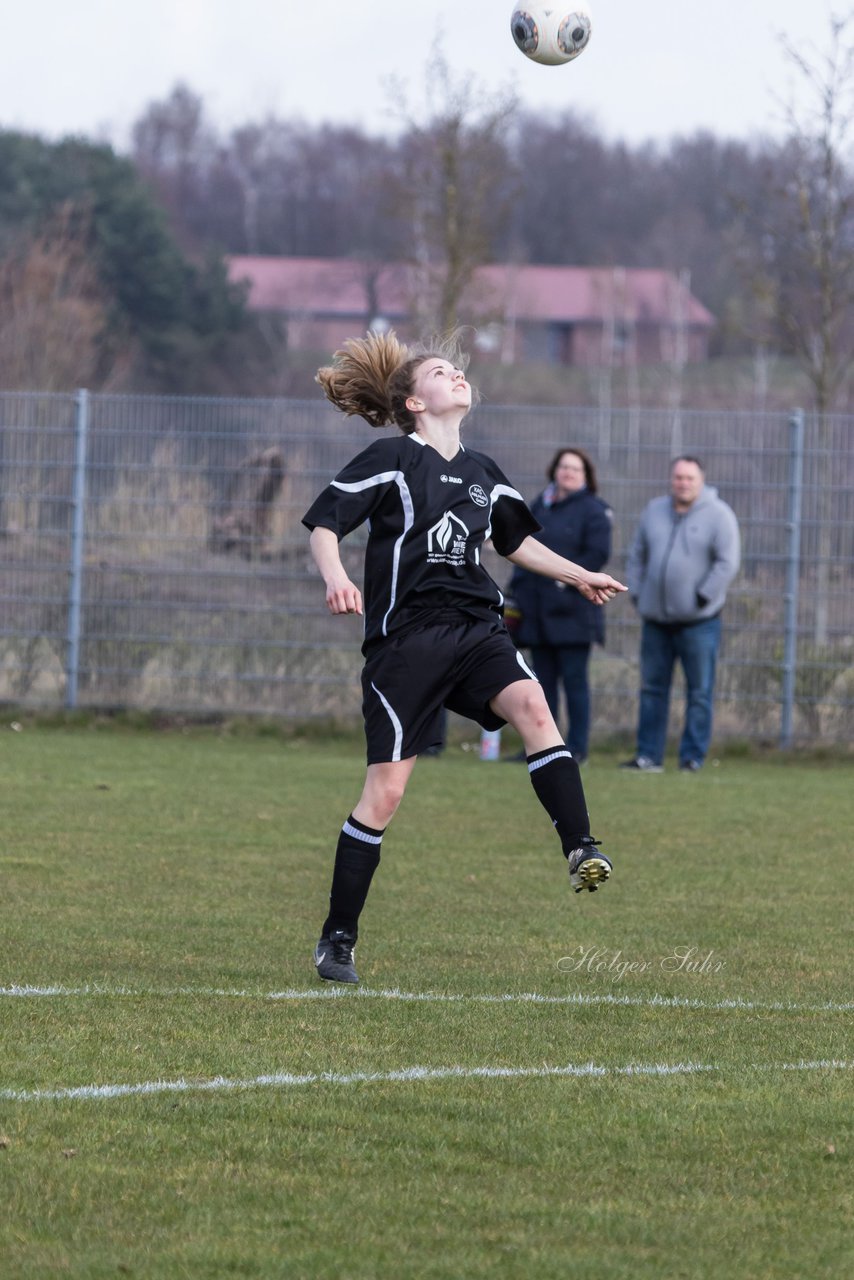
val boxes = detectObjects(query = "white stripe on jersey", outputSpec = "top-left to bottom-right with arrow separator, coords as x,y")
332,470 -> 414,635
409,435 -> 466,452
484,482 -> 524,607
370,681 -> 404,761
484,483 -> 525,544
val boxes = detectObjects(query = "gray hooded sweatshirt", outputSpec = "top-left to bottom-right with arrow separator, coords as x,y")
626,485 -> 741,624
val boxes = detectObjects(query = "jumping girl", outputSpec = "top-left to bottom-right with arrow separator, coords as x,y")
302,331 -> 626,983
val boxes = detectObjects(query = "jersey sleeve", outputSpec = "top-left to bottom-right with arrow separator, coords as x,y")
302,441 -> 399,539
480,456 -> 542,557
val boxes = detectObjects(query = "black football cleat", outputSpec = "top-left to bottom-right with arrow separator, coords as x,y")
568,839 -> 613,893
314,928 -> 359,983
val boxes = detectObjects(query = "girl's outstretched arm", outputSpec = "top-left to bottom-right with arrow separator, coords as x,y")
507,536 -> 627,605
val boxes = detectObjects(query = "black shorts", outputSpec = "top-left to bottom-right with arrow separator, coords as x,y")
361,615 -> 538,763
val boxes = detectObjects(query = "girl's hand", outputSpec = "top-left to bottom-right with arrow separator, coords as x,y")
325,577 -> 363,615
578,573 -> 627,605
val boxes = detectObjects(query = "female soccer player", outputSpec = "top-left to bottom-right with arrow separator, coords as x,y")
303,331 -> 626,983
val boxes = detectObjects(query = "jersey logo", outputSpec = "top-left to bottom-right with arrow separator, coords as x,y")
440,474 -> 463,484
427,511 -> 470,564
469,484 -> 488,507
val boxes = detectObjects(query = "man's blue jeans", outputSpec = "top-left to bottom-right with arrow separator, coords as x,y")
636,616 -> 722,766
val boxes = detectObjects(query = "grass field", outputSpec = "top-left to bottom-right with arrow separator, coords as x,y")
2,723 -> 852,1279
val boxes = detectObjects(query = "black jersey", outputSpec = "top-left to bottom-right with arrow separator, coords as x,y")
302,433 -> 540,650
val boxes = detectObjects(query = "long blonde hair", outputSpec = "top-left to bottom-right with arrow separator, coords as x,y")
316,330 -> 473,434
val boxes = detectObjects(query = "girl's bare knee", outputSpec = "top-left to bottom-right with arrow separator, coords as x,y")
378,782 -> 406,819
358,775 -> 408,827
500,684 -> 555,738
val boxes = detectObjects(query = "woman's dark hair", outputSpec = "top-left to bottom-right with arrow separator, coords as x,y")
316,329 -> 475,434
547,446 -> 598,495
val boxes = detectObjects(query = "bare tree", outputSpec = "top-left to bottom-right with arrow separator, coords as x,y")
0,208 -> 129,391
0,210 -> 132,537
769,14 -> 854,414
386,45 -> 518,336
132,84 -> 219,252
757,13 -> 854,642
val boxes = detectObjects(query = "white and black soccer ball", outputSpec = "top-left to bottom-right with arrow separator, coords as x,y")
510,5 -> 593,66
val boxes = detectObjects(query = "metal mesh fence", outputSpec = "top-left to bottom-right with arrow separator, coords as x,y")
1,390 -> 852,745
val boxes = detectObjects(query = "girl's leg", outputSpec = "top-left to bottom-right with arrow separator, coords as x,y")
529,645 -> 561,726
490,678 -> 563,756
490,680 -> 589,846
321,757 -> 417,939
490,680 -> 610,891
352,757 -> 418,829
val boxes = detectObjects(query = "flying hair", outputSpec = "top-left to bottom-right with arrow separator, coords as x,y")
316,329 -> 473,434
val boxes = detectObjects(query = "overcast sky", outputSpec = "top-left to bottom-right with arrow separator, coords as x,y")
0,1 -> 844,149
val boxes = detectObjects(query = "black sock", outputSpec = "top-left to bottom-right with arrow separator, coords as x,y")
321,815 -> 383,939
526,746 -> 591,858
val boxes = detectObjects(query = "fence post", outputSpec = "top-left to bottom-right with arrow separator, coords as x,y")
780,407 -> 804,748
65,388 -> 89,709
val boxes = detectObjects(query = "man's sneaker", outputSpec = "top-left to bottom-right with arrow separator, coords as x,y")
568,838 -> 613,893
619,756 -> 663,773
679,759 -> 702,772
314,928 -> 358,984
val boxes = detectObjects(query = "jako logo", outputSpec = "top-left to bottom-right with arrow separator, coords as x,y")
469,485 -> 488,507
440,474 -> 463,484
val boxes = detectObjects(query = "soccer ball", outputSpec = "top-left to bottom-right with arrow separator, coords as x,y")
510,5 -> 593,66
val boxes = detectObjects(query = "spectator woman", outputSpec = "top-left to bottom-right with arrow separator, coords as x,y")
509,448 -> 612,763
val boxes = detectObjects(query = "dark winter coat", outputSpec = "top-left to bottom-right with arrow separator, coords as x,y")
509,487 -> 613,648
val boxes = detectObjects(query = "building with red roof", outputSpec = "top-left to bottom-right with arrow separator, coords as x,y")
227,255 -> 715,367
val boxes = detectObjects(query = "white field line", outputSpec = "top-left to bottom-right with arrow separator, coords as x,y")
1,983 -> 852,1015
1,1059 -> 851,1105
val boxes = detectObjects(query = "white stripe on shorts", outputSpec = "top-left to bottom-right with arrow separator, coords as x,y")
516,649 -> 537,680
370,681 -> 404,761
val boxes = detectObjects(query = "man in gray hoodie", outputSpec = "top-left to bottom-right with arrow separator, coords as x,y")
621,456 -> 741,772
